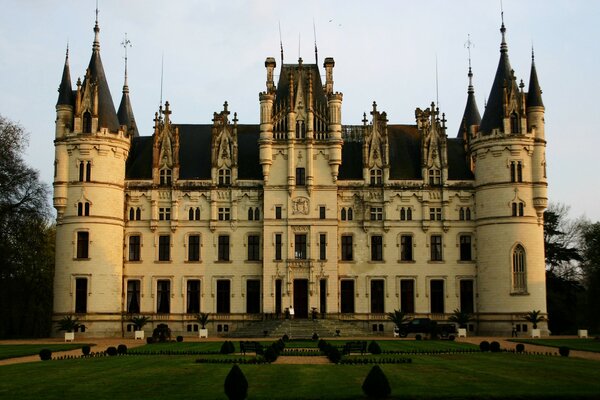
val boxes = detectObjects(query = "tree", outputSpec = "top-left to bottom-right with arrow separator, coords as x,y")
386,309 -> 410,329
580,222 -> 600,332
448,309 -> 474,329
0,115 -> 54,338
523,310 -> 545,329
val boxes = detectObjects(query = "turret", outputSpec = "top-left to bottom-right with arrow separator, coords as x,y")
117,40 -> 139,137
526,50 -> 545,140
56,47 -> 74,139
259,58 -> 276,182
457,66 -> 481,140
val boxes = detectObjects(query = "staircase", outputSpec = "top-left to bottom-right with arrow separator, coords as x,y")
226,318 -> 374,339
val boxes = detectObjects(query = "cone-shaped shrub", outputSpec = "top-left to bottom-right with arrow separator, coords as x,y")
362,365 -> 391,398
368,341 -> 382,355
224,364 -> 248,400
220,341 -> 235,354
264,346 -> 278,363
39,349 -> 52,361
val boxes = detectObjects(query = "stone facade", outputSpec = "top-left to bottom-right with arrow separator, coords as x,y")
53,19 -> 548,337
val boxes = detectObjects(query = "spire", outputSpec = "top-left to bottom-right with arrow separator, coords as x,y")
457,66 -> 481,138
527,48 -> 544,108
56,45 -> 74,107
82,9 -> 120,132
479,18 -> 517,134
117,33 -> 139,137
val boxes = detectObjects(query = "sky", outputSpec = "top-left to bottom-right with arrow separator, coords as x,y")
1,0 -> 599,221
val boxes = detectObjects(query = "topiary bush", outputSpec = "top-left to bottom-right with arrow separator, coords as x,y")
224,364 -> 248,400
479,341 -> 490,352
176,335 -> 184,342
318,339 -> 327,351
220,341 -> 235,354
326,345 -> 342,364
362,365 -> 391,398
264,346 -> 278,363
559,346 -> 570,357
106,346 -> 118,356
81,345 -> 91,356
117,344 -> 128,355
490,341 -> 501,352
282,334 -> 289,342
39,349 -> 52,361
515,343 -> 525,353
368,341 -> 382,355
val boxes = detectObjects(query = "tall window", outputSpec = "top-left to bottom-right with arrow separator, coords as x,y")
370,280 -> 385,313
275,206 -> 282,219
159,207 -> 171,221
248,208 -> 254,220
187,280 -> 201,314
429,168 -> 441,185
156,280 -> 170,313
247,235 -> 260,261
400,280 -> 415,313
75,278 -> 87,313
159,168 -> 172,186
189,207 -> 200,221
512,202 -> 525,217
76,231 -> 89,259
400,235 -> 413,261
77,202 -> 90,216
319,206 -> 326,219
135,207 -> 141,220
510,161 -> 523,183
341,208 -> 347,220
216,280 -> 231,313
460,235 -> 472,261
371,235 -> 383,261
341,235 -> 353,261
430,235 -> 443,261
188,234 -> 200,261
254,208 -> 260,221
430,207 -> 442,221
79,161 -> 91,182
275,233 -> 282,260
460,280 -> 474,314
218,168 -> 231,185
218,235 -> 230,261
510,112 -> 520,134
129,235 -> 141,261
430,280 -> 445,313
246,280 -> 261,314
512,245 -> 527,293
82,111 -> 92,133
400,207 -> 412,221
347,208 -> 353,220
158,235 -> 170,261
294,234 -> 307,260
370,169 -> 382,185
370,207 -> 383,221
218,207 -> 230,221
126,280 -> 140,314
296,167 -> 306,186
319,234 -> 327,261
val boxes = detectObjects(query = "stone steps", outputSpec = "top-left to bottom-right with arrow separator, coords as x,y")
227,318 -> 375,339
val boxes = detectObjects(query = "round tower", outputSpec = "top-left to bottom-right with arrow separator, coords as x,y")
470,22 -> 547,335
53,17 -> 130,337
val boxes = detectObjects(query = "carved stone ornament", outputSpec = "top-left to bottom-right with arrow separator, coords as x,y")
292,197 -> 310,215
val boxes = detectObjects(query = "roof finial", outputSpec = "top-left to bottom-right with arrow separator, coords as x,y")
531,45 -> 535,63
93,0 -> 100,52
465,34 -> 475,94
313,18 -> 318,65
121,33 -> 132,92
159,53 -> 164,108
279,21 -> 284,64
435,54 -> 440,109
500,0 -> 507,53
298,32 -> 301,61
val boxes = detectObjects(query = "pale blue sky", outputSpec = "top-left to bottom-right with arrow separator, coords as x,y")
1,0 -> 598,220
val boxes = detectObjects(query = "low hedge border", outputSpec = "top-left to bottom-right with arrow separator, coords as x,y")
340,357 -> 412,365
195,357 -> 267,364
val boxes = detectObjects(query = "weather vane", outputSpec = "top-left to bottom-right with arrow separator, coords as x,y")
464,34 -> 474,69
121,33 -> 132,61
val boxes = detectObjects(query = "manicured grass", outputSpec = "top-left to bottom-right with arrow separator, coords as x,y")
1,353 -> 600,399
0,344 -> 91,360
509,338 -> 600,353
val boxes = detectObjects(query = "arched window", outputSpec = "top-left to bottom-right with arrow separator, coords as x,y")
510,112 -> 520,134
160,168 -> 172,186
189,208 -> 195,221
341,208 -> 347,221
84,202 -> 90,216
512,245 -> 527,292
195,208 -> 200,220
347,208 -> 354,221
136,208 -> 141,220
130,208 -> 135,221
406,208 -> 412,220
83,111 -> 92,133
459,208 -> 465,221
254,208 -> 260,221
248,208 -> 254,221
400,208 -> 406,221
79,161 -> 85,182
85,162 -> 91,182
296,121 -> 306,139
78,202 -> 83,216
465,208 -> 471,220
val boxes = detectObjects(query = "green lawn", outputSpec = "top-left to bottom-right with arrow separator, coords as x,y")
1,353 -> 600,399
0,344 -> 91,360
509,338 -> 600,353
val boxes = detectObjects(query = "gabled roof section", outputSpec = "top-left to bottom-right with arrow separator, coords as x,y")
82,21 -> 120,132
457,68 -> 481,137
388,125 -> 422,180
527,51 -> 544,108
275,61 -> 328,110
479,23 -> 516,135
56,48 -> 74,107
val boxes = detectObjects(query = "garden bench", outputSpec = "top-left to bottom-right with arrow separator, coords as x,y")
343,341 -> 367,355
240,341 -> 263,355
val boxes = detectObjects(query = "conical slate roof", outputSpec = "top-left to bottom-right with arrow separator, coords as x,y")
527,53 -> 544,108
118,78 -> 139,137
457,68 -> 481,138
56,49 -> 74,107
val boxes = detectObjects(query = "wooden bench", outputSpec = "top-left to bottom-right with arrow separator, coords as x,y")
240,341 -> 263,355
343,341 -> 367,355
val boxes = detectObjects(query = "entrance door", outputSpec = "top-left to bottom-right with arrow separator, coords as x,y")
340,280 -> 355,313
293,279 -> 309,318
275,279 -> 282,315
370,279 -> 385,313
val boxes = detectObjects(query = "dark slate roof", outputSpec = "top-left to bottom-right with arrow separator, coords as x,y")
480,26 -> 516,135
275,63 -> 328,109
388,125 -> 422,180
56,52 -> 74,107
457,72 -> 481,138
126,136 -> 153,179
339,141 -> 363,180
125,124 -> 262,181
447,139 -> 474,180
118,87 -> 140,137
82,25 -> 120,132
527,58 -> 544,108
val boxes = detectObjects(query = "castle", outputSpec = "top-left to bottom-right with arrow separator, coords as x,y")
52,15 -> 548,337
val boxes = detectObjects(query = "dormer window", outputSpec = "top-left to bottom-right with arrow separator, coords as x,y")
160,168 -> 172,186
370,169 -> 382,185
82,111 -> 92,133
295,121 -> 306,139
510,112 -> 520,134
428,169 -> 441,185
218,168 -> 231,186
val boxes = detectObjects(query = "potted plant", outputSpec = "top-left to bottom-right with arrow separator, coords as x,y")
387,309 -> 410,337
523,310 -> 545,338
129,315 -> 151,340
57,315 -> 80,342
448,309 -> 473,338
196,312 -> 211,338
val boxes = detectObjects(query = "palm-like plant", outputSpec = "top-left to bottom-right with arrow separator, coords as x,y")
387,309 -> 411,328
196,312 -> 211,329
448,309 -> 474,329
57,315 -> 81,333
523,310 -> 545,329
129,315 -> 151,331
